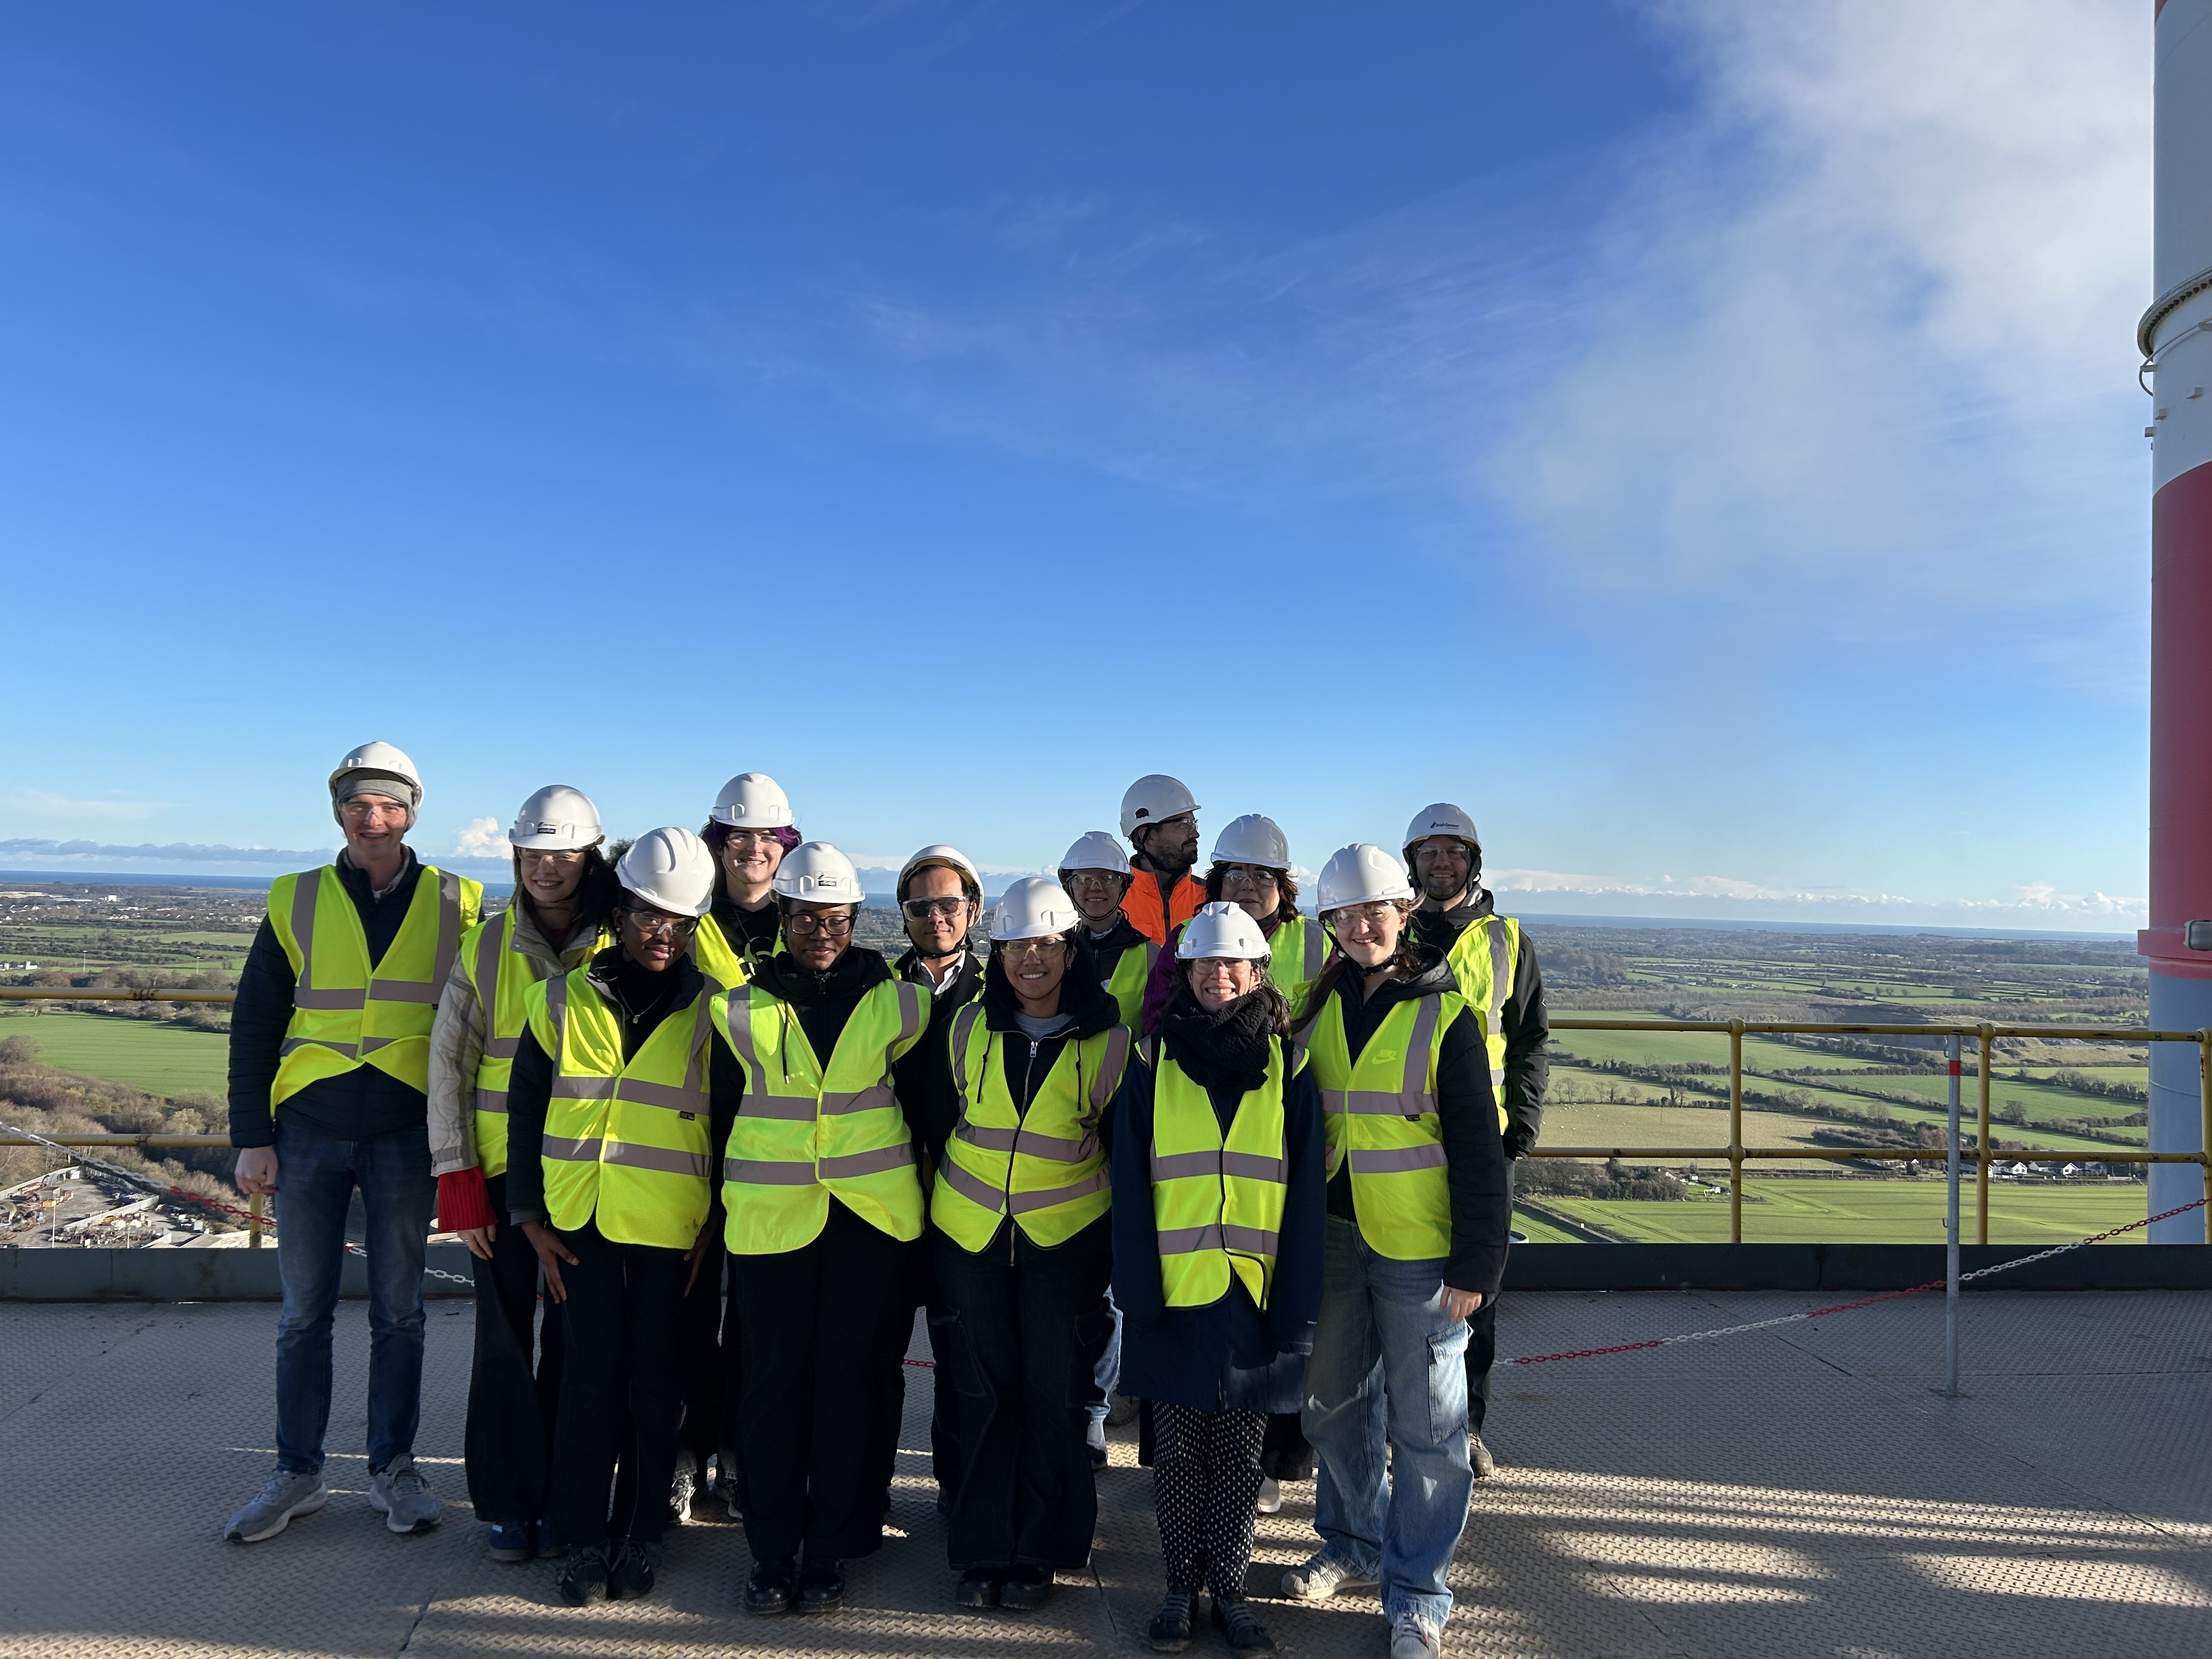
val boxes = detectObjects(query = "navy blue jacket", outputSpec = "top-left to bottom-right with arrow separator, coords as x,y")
1110,1032 -> 1324,1415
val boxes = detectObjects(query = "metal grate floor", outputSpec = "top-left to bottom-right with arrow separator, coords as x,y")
1,1287 -> 2207,1657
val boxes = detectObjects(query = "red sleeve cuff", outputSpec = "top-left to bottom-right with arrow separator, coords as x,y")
437,1167 -> 496,1234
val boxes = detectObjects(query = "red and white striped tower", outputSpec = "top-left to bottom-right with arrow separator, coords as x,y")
2142,0 -> 2212,1240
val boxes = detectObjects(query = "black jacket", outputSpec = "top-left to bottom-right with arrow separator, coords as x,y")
1317,945 -> 1512,1298
503,945 -> 709,1224
891,945 -> 986,1165
228,851 -> 435,1148
1111,1007 -> 1324,1414
1083,915 -> 1150,990
1410,889 -> 1549,1160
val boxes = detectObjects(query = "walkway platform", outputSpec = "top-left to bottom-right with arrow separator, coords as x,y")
3,1288 -> 2207,1657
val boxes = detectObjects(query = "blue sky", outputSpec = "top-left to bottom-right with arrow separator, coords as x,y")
0,2 -> 2155,927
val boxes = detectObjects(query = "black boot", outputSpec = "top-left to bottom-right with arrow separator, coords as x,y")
607,1539 -> 663,1601
999,1566 -> 1053,1611
797,1555 -> 844,1613
954,1568 -> 1000,1609
744,1557 -> 797,1616
1147,1591 -> 1194,1653
556,1543 -> 611,1607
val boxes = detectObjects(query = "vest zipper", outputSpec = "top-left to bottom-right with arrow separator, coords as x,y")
1007,1036 -> 1040,1263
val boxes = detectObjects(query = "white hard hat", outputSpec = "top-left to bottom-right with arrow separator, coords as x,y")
709,772 -> 794,830
1209,813 -> 1290,870
1316,844 -> 1416,913
1120,774 -> 1199,838
772,840 -> 867,907
991,876 -> 1080,942
899,844 -> 981,902
616,826 -> 716,918
1058,830 -> 1130,875
328,741 -> 424,823
1180,900 -> 1271,962
1402,802 -> 1481,860
509,785 -> 603,851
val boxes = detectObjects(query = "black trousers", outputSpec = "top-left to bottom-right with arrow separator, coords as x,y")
862,1233 -> 927,1516
1152,1403 -> 1266,1599
1465,1158 -> 1516,1435
931,1214 -> 1111,1573
675,1246 -> 723,1471
464,1175 -> 565,1526
732,1200 -> 907,1566
546,1221 -> 690,1549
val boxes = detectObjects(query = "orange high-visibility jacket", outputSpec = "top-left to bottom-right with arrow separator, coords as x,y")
1122,868 -> 1207,947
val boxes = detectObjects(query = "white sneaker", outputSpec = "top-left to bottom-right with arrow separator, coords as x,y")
368,1454 -> 440,1534
1254,1477 -> 1283,1515
1280,1549 -> 1376,1601
224,1468 -> 328,1543
668,1460 -> 696,1527
1389,1611 -> 1442,1659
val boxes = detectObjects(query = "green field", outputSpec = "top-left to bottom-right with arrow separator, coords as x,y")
1509,1207 -> 1587,1244
1540,1176 -> 2147,1245
0,1008 -> 228,1096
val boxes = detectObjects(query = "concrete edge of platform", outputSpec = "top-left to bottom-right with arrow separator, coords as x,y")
0,1243 -> 479,1300
3,1242 -> 2208,1300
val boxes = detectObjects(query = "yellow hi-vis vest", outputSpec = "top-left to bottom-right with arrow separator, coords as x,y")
1144,1035 -> 1291,1310
1301,988 -> 1462,1261
1266,915 -> 1327,1005
1440,913 -> 1520,1132
932,1005 -> 1132,1252
714,976 -> 929,1254
462,907 -> 605,1178
1099,936 -> 1157,1029
693,909 -> 782,991
527,966 -> 718,1249
268,863 -> 482,1104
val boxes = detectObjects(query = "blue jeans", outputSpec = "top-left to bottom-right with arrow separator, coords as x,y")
272,1118 -> 433,1475
1087,1289 -> 1123,1427
1301,1216 -> 1472,1631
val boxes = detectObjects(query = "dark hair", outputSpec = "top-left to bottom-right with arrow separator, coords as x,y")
699,819 -> 803,908
1168,964 -> 1293,1036
511,844 -> 622,943
1287,900 -> 1419,1036
1203,861 -> 1299,919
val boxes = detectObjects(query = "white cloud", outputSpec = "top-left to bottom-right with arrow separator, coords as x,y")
1488,865 -> 2142,929
0,788 -> 174,825
454,816 -> 512,859
1488,0 -> 2150,655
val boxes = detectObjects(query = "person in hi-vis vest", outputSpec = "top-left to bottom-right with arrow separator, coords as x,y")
923,877 -> 1136,1613
223,743 -> 482,1548
707,842 -> 931,1620
1112,902 -> 1324,1658
503,827 -> 725,1610
1282,847 -> 1510,1659
1400,802 -> 1549,1484
427,786 -> 618,1565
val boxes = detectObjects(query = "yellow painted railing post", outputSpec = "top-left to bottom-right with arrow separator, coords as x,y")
248,1192 -> 264,1249
1729,1018 -> 1745,1244
1977,1023 -> 1993,1245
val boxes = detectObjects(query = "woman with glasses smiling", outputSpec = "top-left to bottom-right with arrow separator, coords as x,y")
1140,814 -> 1328,1037
694,772 -> 799,989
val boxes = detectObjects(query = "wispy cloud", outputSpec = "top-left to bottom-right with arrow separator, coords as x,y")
1492,865 -> 2142,929
0,837 -> 330,866
0,789 -> 174,825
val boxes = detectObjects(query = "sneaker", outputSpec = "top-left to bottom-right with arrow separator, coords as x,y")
1389,1611 -> 1442,1659
1281,1548 -> 1378,1602
1147,1592 -> 1194,1653
1254,1477 -> 1283,1515
745,1558 -> 797,1616
954,1568 -> 1000,1609
796,1556 -> 844,1613
223,1468 -> 328,1544
556,1543 -> 612,1606
999,1566 -> 1053,1610
1212,1596 -> 1276,1653
668,1462 -> 696,1527
487,1521 -> 534,1562
368,1454 -> 439,1534
1086,1417 -> 1109,1469
1105,1391 -> 1141,1427
1469,1433 -> 1497,1480
607,1539 -> 663,1601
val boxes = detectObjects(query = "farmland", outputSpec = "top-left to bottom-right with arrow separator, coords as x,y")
1534,1175 -> 2149,1246
0,1008 -> 228,1096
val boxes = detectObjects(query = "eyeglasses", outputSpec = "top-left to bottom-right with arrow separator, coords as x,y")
1220,865 -> 1280,891
1065,871 -> 1122,889
337,797 -> 407,820
1000,937 -> 1066,960
1329,901 -> 1401,933
518,848 -> 584,869
785,910 -> 854,938
622,910 -> 697,940
722,831 -> 781,851
901,896 -> 969,921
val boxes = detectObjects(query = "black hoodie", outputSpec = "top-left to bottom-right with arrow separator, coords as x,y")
1318,943 -> 1511,1299
1410,889 -> 1549,1160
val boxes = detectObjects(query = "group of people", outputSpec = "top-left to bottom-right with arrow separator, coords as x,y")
221,744 -> 1548,1659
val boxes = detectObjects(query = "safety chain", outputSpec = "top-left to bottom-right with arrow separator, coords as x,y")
1502,1196 -> 2210,1367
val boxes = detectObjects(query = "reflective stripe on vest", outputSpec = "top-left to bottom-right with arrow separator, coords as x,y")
466,909 -> 608,1177
932,1004 -> 1131,1251
1266,916 -> 1327,1002
1144,1036 -> 1289,1310
1101,938 -> 1157,1029
1442,915 -> 1519,1129
1303,988 -> 1459,1261
269,864 -> 480,1103
529,966 -> 716,1248
714,977 -> 928,1252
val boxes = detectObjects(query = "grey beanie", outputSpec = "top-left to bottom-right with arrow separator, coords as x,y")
331,770 -> 420,826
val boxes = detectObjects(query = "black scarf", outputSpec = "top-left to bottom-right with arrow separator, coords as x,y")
1159,983 -> 1276,1095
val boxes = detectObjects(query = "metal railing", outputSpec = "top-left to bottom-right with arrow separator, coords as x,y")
4,989 -> 2207,1246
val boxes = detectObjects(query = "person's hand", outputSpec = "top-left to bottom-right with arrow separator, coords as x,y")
1442,1286 -> 1483,1321
684,1228 -> 716,1295
521,1221 -> 578,1303
458,1224 -> 497,1261
234,1146 -> 279,1197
